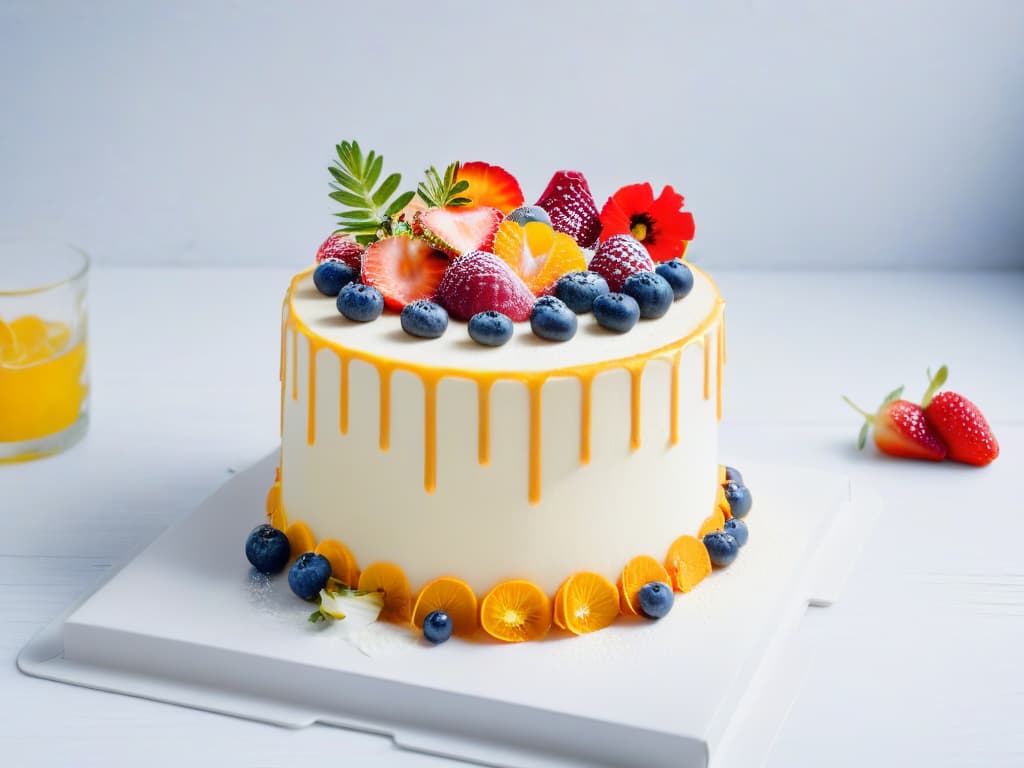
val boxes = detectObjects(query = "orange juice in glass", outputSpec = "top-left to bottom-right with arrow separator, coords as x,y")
0,244 -> 89,461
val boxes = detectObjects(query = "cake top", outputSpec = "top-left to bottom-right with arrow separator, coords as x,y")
310,140 -> 700,347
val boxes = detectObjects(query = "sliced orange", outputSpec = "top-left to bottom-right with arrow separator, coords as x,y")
717,465 -> 727,485
314,539 -> 360,588
698,507 -> 726,539
665,535 -> 712,593
265,481 -> 289,530
716,485 -> 732,519
492,219 -> 586,295
411,577 -> 478,637
358,562 -> 412,622
616,575 -> 635,616
455,161 -> 524,214
553,580 -> 569,629
285,520 -> 316,557
480,580 -> 551,643
619,555 -> 672,616
0,317 -> 21,365
561,572 -> 620,636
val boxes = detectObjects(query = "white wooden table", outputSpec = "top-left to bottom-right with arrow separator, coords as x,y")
3,267 -> 1022,767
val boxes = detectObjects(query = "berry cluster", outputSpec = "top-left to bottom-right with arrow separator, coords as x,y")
311,142 -> 699,347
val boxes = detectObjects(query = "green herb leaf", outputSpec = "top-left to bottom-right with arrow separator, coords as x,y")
385,190 -> 416,217
326,141 -> 415,245
417,161 -> 471,208
857,421 -> 869,450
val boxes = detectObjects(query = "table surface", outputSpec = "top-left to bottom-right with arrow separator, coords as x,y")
2,266 -> 1022,768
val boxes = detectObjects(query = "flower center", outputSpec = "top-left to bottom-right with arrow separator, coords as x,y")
629,214 -> 653,242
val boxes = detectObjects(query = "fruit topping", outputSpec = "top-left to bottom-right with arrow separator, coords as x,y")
554,271 -> 610,314
422,610 -> 453,644
244,524 -> 291,575
655,259 -> 694,300
558,572 -> 620,635
328,140 -> 416,245
589,234 -> 654,292
618,555 -> 671,616
530,296 -> 577,342
492,220 -> 587,295
622,271 -> 674,319
724,518 -> 749,547
724,465 -> 744,484
454,161 -> 525,214
920,366 -> 999,466
698,508 -> 726,539
664,535 -> 712,593
313,260 -> 358,297
468,310 -> 514,347
361,235 -> 448,310
288,552 -> 332,600
417,161 -> 472,208
505,205 -> 551,227
600,182 -> 695,262
843,386 -> 946,461
703,531 -> 740,567
400,299 -> 449,339
722,482 -> 752,518
336,283 -> 384,322
313,539 -> 360,587
415,206 -> 504,257
412,576 -> 478,638
315,234 -> 365,268
592,293 -> 640,333
435,250 -> 535,322
480,580 -> 552,642
534,170 -> 602,249
637,581 -> 674,619
265,477 -> 288,530
284,520 -> 316,556
357,562 -> 413,622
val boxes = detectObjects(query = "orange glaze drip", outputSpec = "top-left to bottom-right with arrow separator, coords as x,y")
477,379 -> 492,466
282,267 -> 724,504
424,377 -> 437,493
338,352 -> 350,435
722,310 -> 728,365
716,321 -> 724,421
579,373 -> 593,465
307,342 -> 318,445
670,350 -> 681,446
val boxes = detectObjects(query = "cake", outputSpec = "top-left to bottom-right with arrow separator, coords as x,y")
247,142 -> 753,643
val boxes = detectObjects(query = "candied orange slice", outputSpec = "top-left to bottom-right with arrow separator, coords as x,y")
553,581 -> 569,629
561,572 -> 620,636
698,507 -> 726,539
412,577 -> 478,637
358,562 -> 412,622
284,520 -> 315,556
265,481 -> 289,530
619,555 -> 672,616
665,535 -> 712,593
480,580 -> 551,642
492,220 -> 586,295
314,539 -> 360,588
716,485 -> 732,519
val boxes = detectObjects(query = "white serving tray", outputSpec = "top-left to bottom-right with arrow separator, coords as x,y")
19,453 -> 879,768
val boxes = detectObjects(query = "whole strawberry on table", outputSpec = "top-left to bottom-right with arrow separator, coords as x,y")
844,365 -> 1000,466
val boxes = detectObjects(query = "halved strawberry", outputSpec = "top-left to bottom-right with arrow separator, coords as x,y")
456,162 -> 524,214
360,235 -> 448,311
415,206 -> 503,257
920,366 -> 999,466
844,386 -> 946,461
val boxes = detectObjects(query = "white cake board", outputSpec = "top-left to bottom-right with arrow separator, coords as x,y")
19,453 -> 879,768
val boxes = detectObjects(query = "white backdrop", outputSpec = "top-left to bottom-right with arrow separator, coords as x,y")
2,0 -> 1022,269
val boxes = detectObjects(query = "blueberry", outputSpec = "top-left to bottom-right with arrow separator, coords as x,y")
287,552 -> 332,600
530,296 -> 577,341
592,292 -> 640,333
655,260 -> 694,301
554,271 -> 610,314
423,610 -> 453,644
724,465 -> 744,484
505,205 -> 552,226
724,518 -> 749,547
468,310 -> 514,346
244,524 -> 291,574
313,260 -> 357,297
723,482 -> 752,518
637,581 -> 675,619
400,300 -> 449,339
704,531 -> 740,567
337,283 -> 384,322
622,271 -> 674,319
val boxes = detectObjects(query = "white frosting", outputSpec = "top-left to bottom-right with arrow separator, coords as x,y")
280,269 -> 723,595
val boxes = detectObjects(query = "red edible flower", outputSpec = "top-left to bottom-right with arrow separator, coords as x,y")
599,183 -> 695,262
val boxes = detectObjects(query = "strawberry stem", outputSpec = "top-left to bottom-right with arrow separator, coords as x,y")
841,395 -> 873,421
920,364 -> 948,408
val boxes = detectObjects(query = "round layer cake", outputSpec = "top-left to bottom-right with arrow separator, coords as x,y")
274,265 -> 725,596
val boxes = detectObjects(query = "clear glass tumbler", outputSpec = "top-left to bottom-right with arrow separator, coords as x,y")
0,243 -> 90,461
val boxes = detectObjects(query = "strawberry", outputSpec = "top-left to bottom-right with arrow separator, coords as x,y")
588,235 -> 655,292
415,206 -> 503,257
435,250 -> 535,322
919,366 -> 999,466
360,235 -> 448,311
316,234 -> 365,269
844,386 -> 947,461
534,170 -> 602,249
